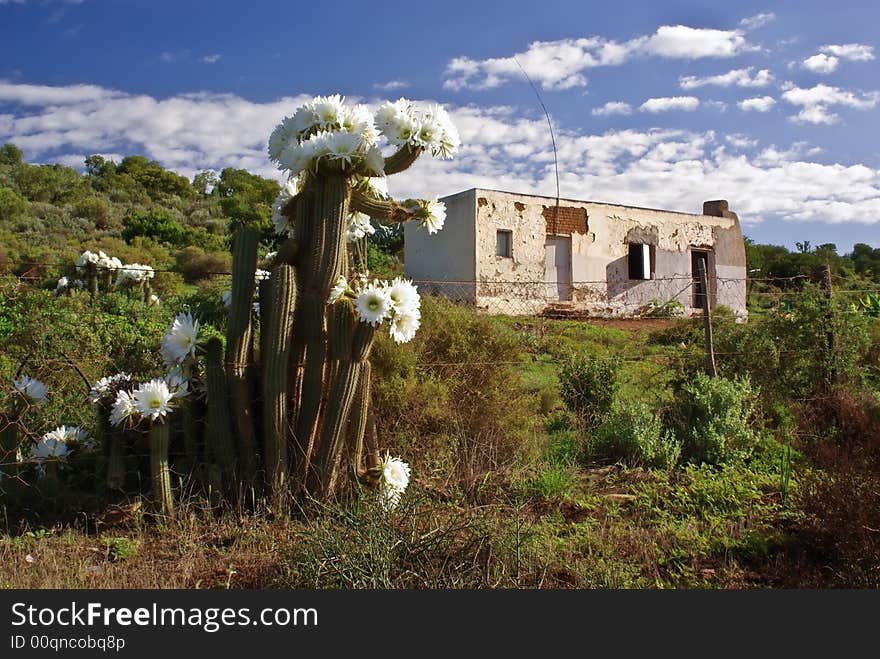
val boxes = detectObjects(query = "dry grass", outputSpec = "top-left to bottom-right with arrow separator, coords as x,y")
0,501 -> 297,589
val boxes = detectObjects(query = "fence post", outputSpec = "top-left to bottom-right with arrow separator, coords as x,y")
697,259 -> 717,377
821,263 -> 836,385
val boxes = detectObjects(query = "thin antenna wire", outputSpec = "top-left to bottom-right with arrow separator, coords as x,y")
514,56 -> 560,206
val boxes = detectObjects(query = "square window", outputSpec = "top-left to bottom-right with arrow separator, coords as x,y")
496,230 -> 512,258
628,243 -> 652,280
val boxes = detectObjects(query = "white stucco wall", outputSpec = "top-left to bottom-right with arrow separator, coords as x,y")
404,188 -> 748,317
404,188 -> 477,303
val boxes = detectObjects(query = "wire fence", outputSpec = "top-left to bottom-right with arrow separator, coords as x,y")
1,258 -> 878,510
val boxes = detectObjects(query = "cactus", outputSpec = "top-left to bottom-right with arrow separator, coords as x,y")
149,421 -> 174,516
204,337 -> 236,487
225,228 -> 259,484
108,95 -> 456,507
262,264 -> 296,498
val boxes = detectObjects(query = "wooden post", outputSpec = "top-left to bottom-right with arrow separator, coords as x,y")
821,263 -> 836,385
697,259 -> 717,377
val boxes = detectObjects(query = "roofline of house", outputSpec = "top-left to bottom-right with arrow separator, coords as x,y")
444,187 -> 729,219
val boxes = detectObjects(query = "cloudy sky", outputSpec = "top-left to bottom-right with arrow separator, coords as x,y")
1,0 -> 878,251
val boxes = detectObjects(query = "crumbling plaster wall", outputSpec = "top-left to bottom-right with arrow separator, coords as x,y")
470,189 -> 747,316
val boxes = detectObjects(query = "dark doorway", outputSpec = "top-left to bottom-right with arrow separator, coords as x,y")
691,250 -> 711,309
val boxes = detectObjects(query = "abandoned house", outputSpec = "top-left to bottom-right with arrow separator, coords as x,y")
403,188 -> 747,318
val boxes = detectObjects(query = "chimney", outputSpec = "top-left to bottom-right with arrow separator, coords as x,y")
702,199 -> 730,217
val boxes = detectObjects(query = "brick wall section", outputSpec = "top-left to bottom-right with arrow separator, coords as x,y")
542,205 -> 588,234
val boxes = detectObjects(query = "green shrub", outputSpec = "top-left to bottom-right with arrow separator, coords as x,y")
522,464 -> 578,500
0,187 -> 29,223
175,246 -> 232,282
672,373 -> 758,466
72,196 -> 113,228
590,400 -> 681,470
370,297 -> 536,494
558,352 -> 621,428
122,209 -> 186,246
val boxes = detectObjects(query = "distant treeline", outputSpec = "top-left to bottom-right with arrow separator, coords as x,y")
0,142 -> 877,286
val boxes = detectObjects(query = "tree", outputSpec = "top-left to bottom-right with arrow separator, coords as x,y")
84,155 -> 106,177
192,170 -> 219,196
217,168 -> 280,242
122,209 -> 186,245
0,144 -> 23,168
117,155 -> 194,199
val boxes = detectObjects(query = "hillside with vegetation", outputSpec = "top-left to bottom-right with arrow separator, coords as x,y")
1,143 -> 879,588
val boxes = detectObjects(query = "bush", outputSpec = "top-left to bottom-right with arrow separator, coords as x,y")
122,209 -> 186,246
672,373 -> 758,466
72,196 -> 113,228
175,246 -> 232,283
590,400 -> 681,470
0,187 -> 29,223
370,297 -> 536,496
558,352 -> 621,428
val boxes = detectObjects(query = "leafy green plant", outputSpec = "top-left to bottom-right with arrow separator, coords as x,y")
590,400 -> 681,470
851,291 -> 880,318
672,373 -> 758,466
558,352 -> 621,429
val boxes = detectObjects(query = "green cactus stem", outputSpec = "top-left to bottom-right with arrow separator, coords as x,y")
258,278 -> 273,364
149,421 -> 174,516
292,176 -> 350,485
43,460 -> 61,500
226,228 -> 259,483
106,429 -> 127,491
180,396 -> 202,475
345,360 -> 372,479
307,307 -> 375,499
204,337 -> 236,486
262,264 -> 296,499
383,144 -> 423,175
349,187 -> 413,223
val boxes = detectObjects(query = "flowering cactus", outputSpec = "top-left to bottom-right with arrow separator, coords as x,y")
100,95 -> 450,508
200,94 -> 453,502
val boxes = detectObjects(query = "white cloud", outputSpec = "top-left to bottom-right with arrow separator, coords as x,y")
637,25 -> 753,59
781,83 -> 880,124
373,80 -> 409,91
639,96 -> 700,113
444,24 -> 756,90
738,96 -> 776,112
822,43 -> 875,61
591,101 -> 631,117
740,12 -> 776,30
0,82 -> 125,105
802,43 -> 875,74
680,67 -> 773,89
725,134 -> 758,149
802,53 -> 839,74
3,81 -> 880,228
201,54 -> 222,64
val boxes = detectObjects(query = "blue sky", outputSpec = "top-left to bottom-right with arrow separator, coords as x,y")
1,0 -> 879,252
